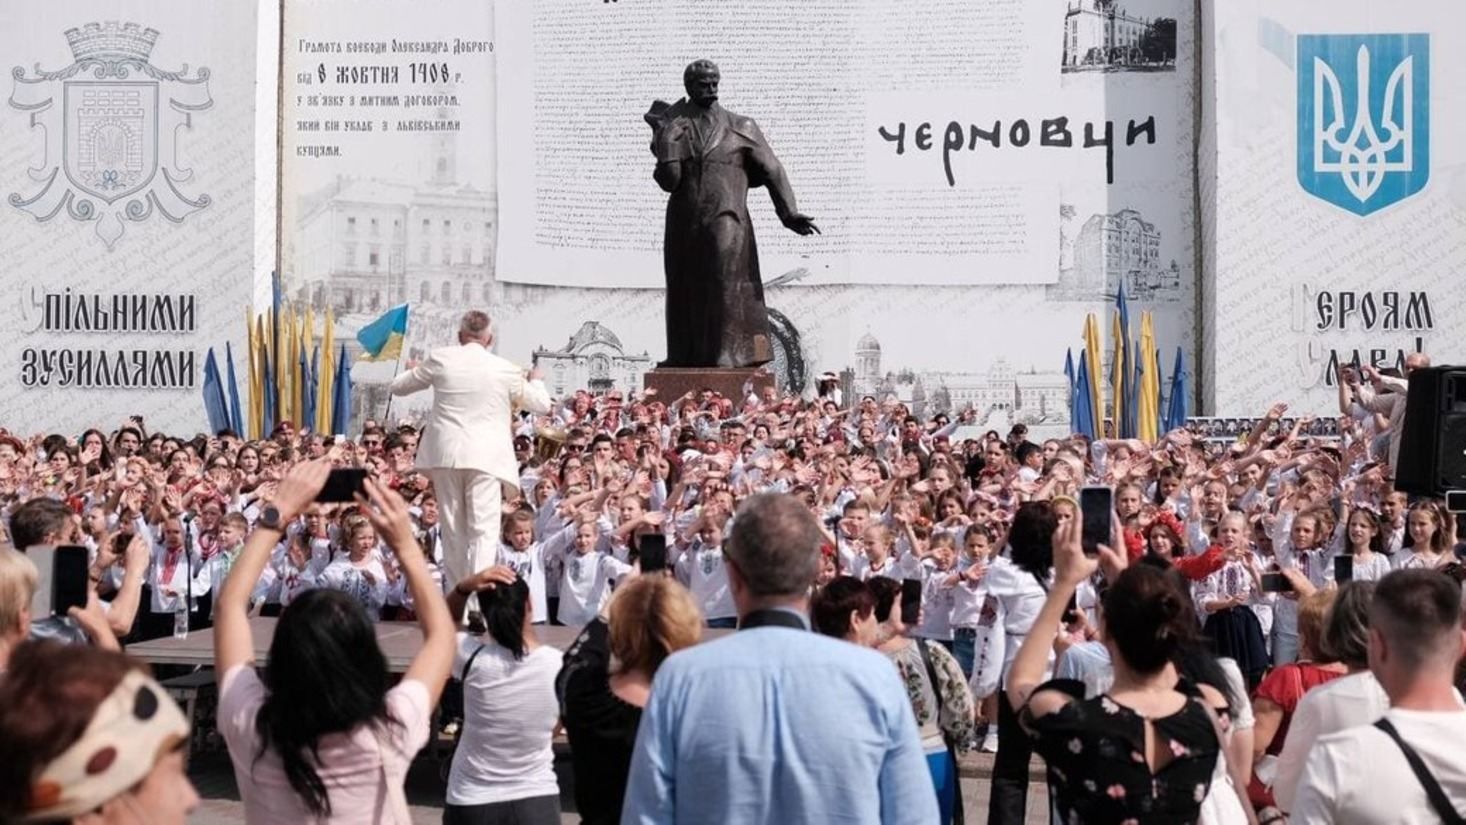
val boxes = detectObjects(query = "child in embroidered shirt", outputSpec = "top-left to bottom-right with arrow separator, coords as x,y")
316,516 -> 390,619
557,518 -> 631,626
499,508 -> 575,625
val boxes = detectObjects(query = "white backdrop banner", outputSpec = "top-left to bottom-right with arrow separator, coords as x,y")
1203,0 -> 1466,416
269,0 -> 1198,440
0,0 -> 270,435
494,0 -> 1184,289
0,0 -> 1201,437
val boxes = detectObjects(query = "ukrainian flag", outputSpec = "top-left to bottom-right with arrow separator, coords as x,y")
356,304 -> 409,361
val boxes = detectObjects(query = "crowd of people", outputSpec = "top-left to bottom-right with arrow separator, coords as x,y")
0,315 -> 1462,825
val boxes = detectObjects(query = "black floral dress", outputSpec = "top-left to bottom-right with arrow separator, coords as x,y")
1020,678 -> 1221,825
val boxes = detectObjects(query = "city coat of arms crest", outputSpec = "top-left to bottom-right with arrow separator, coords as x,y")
1296,33 -> 1429,216
8,22 -> 212,248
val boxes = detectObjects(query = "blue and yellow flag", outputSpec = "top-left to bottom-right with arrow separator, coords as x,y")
356,304 -> 409,361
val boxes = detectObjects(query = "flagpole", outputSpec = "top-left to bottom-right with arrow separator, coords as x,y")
382,347 -> 405,426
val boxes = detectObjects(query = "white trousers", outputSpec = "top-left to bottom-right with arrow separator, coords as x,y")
427,468 -> 502,607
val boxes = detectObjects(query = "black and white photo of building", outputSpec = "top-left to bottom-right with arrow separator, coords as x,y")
1061,0 -> 1177,72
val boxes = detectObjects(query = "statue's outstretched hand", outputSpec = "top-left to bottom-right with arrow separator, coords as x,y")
782,213 -> 820,236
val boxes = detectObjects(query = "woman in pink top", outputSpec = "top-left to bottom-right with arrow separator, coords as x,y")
213,464 -> 456,824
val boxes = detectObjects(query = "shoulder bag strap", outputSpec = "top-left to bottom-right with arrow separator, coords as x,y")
1374,718 -> 1466,825
460,642 -> 487,683
918,640 -> 965,825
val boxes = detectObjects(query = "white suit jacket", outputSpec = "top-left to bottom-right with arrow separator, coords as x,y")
389,344 -> 551,490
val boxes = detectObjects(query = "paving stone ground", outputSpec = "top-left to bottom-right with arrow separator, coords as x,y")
187,747 -> 1053,824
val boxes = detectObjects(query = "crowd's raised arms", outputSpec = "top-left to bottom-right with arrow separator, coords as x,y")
0,348 -> 1463,824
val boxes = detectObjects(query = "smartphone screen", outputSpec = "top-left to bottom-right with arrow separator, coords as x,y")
1260,572 -> 1295,593
638,533 -> 669,573
316,468 -> 368,502
52,546 -> 90,615
900,578 -> 923,625
1333,555 -> 1354,583
28,545 -> 90,617
1079,486 -> 1113,556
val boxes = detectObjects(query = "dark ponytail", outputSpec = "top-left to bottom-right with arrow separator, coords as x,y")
480,578 -> 531,660
1101,564 -> 1197,675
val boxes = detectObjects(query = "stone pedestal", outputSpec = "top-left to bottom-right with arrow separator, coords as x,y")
643,367 -> 776,402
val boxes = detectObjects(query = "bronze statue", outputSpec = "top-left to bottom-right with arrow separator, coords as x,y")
646,60 -> 818,369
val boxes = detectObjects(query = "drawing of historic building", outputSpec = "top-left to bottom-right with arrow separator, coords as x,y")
849,332 -> 1068,425
533,322 -> 652,395
1051,207 -> 1181,301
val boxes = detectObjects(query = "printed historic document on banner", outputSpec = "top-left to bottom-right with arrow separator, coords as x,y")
0,0 -> 271,434
494,0 -> 1196,288
279,0 -> 498,417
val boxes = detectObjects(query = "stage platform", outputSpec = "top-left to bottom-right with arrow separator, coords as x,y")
128,617 -> 728,671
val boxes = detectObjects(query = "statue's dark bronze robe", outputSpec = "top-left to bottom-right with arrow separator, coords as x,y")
652,101 -> 799,368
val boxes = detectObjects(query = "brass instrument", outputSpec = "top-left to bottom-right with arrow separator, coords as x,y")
534,425 -> 567,462
512,361 -> 563,462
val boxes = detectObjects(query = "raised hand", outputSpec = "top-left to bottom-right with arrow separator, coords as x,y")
271,460 -> 331,522
455,565 -> 518,596
356,477 -> 420,558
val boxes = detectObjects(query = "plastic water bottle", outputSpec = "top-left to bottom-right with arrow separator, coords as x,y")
173,606 -> 189,639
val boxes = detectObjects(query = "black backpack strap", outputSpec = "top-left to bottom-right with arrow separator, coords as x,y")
918,640 -> 965,825
460,643 -> 488,683
1374,718 -> 1466,825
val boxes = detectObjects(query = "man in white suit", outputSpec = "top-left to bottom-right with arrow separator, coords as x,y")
389,311 -> 551,606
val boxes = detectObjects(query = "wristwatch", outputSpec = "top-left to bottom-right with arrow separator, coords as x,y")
258,504 -> 286,532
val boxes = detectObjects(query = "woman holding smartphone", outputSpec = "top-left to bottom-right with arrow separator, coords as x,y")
212,463 -> 456,823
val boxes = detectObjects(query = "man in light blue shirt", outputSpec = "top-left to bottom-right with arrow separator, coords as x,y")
622,493 -> 938,824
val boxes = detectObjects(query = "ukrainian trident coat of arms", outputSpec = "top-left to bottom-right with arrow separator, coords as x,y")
1296,33 -> 1430,216
8,22 -> 212,249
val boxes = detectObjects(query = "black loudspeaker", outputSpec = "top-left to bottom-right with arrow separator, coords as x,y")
1395,366 -> 1466,497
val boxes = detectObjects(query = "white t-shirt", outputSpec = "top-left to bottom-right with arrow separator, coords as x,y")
848,553 -> 912,582
500,524 -> 576,624
984,554 -> 1051,689
1292,703 -> 1466,824
556,551 -> 634,626
675,540 -> 735,620
948,559 -> 989,629
1273,671 -> 1391,812
447,637 -> 562,806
